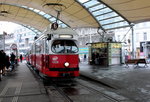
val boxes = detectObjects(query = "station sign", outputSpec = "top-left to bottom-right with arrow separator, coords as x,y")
91,43 -> 107,48
79,48 -> 89,54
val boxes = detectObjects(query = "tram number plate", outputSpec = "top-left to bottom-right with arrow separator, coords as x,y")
62,73 -> 70,77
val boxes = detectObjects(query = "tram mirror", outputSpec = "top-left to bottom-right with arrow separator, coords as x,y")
47,34 -> 51,40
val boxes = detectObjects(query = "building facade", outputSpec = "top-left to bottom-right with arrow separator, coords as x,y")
115,22 -> 150,58
13,26 -> 37,56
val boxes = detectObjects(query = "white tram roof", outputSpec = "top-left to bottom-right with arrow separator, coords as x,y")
45,28 -> 79,36
34,28 -> 79,41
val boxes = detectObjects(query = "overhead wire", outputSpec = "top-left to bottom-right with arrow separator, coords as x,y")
121,27 -> 132,42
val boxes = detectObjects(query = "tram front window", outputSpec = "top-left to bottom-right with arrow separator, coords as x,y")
52,40 -> 78,53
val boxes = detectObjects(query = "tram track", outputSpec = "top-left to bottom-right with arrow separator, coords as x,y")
79,73 -> 119,90
77,79 -> 121,102
44,79 -> 132,102
45,85 -> 74,102
76,77 -> 134,102
27,63 -> 134,102
55,85 -> 73,102
27,63 -> 74,102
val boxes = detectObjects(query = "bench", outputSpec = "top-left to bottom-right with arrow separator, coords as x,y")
125,59 -> 148,68
137,59 -> 148,67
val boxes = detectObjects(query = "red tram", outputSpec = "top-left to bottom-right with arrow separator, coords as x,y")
26,28 -> 79,79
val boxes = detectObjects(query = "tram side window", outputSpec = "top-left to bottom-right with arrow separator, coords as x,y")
35,41 -> 42,54
31,45 -> 35,54
45,40 -> 49,53
31,46 -> 33,54
40,40 -> 44,54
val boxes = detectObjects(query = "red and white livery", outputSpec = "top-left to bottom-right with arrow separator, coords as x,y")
27,28 -> 79,79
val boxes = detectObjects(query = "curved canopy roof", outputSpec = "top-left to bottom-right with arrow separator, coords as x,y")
102,0 -> 150,23
0,0 -> 149,33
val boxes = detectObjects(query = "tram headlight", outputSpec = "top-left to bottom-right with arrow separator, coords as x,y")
64,62 -> 69,67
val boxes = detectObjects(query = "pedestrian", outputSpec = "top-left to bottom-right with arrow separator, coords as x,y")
5,55 -> 10,70
0,51 -> 3,80
92,52 -> 96,64
20,54 -> 23,62
10,52 -> 16,71
1,50 -> 6,75
84,54 -> 87,61
95,52 -> 100,65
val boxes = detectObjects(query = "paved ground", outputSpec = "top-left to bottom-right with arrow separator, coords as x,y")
79,61 -> 150,102
1,61 -> 150,102
0,62 -> 50,102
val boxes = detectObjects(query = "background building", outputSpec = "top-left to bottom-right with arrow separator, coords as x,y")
115,22 -> 150,59
0,21 -> 150,60
13,26 -> 37,56
77,22 -> 150,62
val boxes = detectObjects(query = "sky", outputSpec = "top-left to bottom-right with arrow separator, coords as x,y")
0,21 -> 19,34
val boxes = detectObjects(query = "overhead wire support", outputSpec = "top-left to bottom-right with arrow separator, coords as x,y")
121,27 -> 132,42
43,3 -> 66,30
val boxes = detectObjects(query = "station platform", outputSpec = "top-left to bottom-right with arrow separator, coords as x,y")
1,61 -> 150,102
0,62 -> 50,102
79,61 -> 150,102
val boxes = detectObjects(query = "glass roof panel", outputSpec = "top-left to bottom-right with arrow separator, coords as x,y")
77,0 -> 130,30
49,18 -> 56,22
44,14 -> 51,19
89,4 -> 106,12
34,30 -> 38,32
103,21 -> 129,30
96,12 -> 118,21
83,0 -> 99,8
33,9 -> 40,13
60,24 -> 68,28
28,7 -> 34,10
39,11 -> 46,16
92,8 -> 112,16
20,5 -> 68,28
31,28 -> 35,30
21,6 -> 28,8
79,0 -> 90,3
100,17 -> 124,25
21,24 -> 42,35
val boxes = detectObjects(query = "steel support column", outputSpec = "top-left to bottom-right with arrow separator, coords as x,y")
131,25 -> 135,58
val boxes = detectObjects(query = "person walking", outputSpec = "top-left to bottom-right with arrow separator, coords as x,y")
0,51 -> 3,81
84,54 -> 87,61
10,52 -> 16,71
5,55 -> 10,70
20,54 -> 23,63
1,50 -> 6,76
